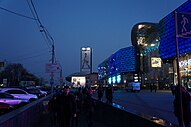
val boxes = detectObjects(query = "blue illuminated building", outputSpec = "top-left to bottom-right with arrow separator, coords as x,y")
159,0 -> 191,88
98,1 -> 191,89
98,46 -> 139,86
159,0 -> 191,61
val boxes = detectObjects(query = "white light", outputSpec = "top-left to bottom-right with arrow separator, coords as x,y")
112,76 -> 116,84
82,47 -> 86,50
151,44 -> 155,47
86,47 -> 91,51
138,24 -> 145,29
117,75 -> 121,83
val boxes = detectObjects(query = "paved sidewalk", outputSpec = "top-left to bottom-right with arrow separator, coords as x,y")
36,112 -> 107,127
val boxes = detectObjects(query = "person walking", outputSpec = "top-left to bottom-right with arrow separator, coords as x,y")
83,88 -> 96,127
154,84 -> 157,92
173,85 -> 191,127
105,85 -> 113,104
48,94 -> 58,127
150,84 -> 153,92
97,85 -> 103,101
59,85 -> 77,127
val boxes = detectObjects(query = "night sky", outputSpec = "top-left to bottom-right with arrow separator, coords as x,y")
0,0 -> 186,80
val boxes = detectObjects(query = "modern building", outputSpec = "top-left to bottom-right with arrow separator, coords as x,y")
86,72 -> 98,88
131,22 -> 173,89
158,0 -> 191,89
98,46 -> 139,88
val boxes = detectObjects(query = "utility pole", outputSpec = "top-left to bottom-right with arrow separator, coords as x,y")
50,44 -> 55,94
175,11 -> 183,127
52,45 -> 55,64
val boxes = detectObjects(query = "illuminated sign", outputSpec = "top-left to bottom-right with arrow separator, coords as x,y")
108,77 -> 112,84
151,58 -> 162,67
176,12 -> 191,38
71,77 -> 86,87
116,75 -> 121,83
81,47 -> 92,72
112,76 -> 116,84
179,59 -> 191,67
108,75 -> 121,84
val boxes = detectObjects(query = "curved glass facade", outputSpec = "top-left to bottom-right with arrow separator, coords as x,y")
131,22 -> 173,89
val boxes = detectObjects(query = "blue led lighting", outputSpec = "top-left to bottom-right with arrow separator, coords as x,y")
117,75 -> 121,83
159,1 -> 191,60
108,77 -> 112,84
112,76 -> 116,84
98,46 -> 139,79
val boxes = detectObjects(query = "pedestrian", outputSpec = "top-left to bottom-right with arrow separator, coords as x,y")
171,84 -> 176,95
173,85 -> 191,127
97,85 -> 103,101
83,88 -> 96,127
59,85 -> 77,127
48,94 -> 58,127
73,89 -> 84,127
105,85 -> 113,104
154,84 -> 157,92
150,84 -> 153,92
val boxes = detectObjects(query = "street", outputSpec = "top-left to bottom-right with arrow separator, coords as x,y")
94,90 -> 179,125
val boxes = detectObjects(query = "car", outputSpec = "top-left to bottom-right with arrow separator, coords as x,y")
125,82 -> 141,92
0,88 -> 38,102
0,102 -> 14,115
23,87 -> 48,98
0,92 -> 29,108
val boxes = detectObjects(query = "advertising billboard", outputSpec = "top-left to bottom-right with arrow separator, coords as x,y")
81,47 -> 92,73
151,57 -> 162,67
71,77 -> 86,88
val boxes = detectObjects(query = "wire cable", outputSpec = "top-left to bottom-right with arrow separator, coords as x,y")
0,6 -> 37,20
30,0 -> 55,46
9,51 -> 49,62
26,0 -> 52,48
26,0 -> 57,66
7,48 -> 50,61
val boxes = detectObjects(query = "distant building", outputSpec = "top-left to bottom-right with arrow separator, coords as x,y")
0,60 -> 7,72
86,72 -> 98,88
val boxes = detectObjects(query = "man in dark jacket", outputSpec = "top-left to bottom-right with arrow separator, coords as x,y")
83,88 -> 96,127
58,85 -> 77,127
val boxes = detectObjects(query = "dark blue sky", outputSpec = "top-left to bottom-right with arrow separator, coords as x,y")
0,0 -> 186,80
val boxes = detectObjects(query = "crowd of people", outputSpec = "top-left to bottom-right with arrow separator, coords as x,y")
48,85 -> 97,127
48,84 -> 191,127
48,85 -> 114,127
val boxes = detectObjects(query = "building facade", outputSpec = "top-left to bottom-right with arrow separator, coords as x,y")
131,22 -> 174,89
158,0 -> 191,90
98,46 -> 139,88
